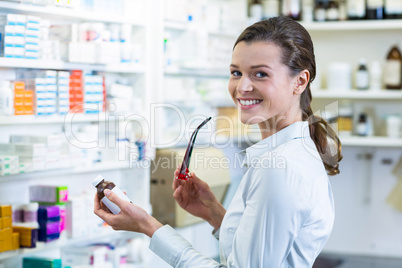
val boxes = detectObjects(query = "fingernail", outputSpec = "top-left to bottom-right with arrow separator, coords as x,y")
104,189 -> 111,196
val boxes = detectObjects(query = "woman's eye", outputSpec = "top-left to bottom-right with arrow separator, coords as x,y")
231,71 -> 241,77
255,72 -> 268,78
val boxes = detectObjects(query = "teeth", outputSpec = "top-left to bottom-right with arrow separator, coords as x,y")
239,99 -> 262,106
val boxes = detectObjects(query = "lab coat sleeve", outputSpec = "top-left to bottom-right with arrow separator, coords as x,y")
225,167 -> 308,267
149,225 -> 225,268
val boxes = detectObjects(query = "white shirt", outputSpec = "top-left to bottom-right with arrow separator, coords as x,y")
149,121 -> 335,268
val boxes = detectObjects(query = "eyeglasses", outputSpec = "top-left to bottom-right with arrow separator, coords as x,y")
177,117 -> 212,180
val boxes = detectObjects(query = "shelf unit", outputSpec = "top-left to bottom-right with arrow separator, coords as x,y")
0,58 -> 145,73
0,161 -> 132,182
164,68 -> 229,78
0,1 -> 144,25
0,1 -> 154,265
0,227 -> 115,261
302,19 -> 402,31
0,113 -> 111,125
312,90 -> 402,100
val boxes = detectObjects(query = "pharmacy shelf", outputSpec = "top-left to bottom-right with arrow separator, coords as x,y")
0,58 -> 145,73
0,1 -> 144,25
164,20 -> 239,38
0,113 -> 115,125
340,136 -> 402,148
302,19 -> 402,31
164,20 -> 188,31
0,228 -> 136,261
164,68 -> 229,78
312,90 -> 402,100
0,161 -> 132,182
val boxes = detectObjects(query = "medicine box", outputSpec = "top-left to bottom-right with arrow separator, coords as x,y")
0,205 -> 12,217
23,257 -> 62,268
13,226 -> 38,248
30,186 -> 68,204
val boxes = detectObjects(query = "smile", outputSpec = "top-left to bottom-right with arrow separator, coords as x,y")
238,99 -> 263,106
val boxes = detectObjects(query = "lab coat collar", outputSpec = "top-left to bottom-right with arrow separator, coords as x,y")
238,121 -> 310,172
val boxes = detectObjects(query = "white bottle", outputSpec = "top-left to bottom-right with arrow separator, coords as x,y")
355,58 -> 369,90
370,61 -> 382,90
250,0 -> 263,22
0,81 -> 13,116
93,175 -> 131,215
262,0 -> 280,19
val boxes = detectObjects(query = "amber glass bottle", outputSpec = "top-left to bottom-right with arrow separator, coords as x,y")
93,175 -> 131,214
384,45 -> 402,90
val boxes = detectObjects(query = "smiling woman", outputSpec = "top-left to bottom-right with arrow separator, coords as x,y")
94,16 -> 343,268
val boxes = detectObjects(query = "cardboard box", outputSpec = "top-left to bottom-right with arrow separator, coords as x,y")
13,226 -> 38,248
12,232 -> 20,250
3,227 -> 12,251
2,217 -> 12,228
0,205 -> 12,217
151,147 -> 231,227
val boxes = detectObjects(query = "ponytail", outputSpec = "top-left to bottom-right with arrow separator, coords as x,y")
301,89 -> 342,176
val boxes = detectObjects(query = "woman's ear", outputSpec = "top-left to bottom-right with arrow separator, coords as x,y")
293,70 -> 310,95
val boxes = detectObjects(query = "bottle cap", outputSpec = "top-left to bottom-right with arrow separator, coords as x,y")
359,58 -> 367,65
92,175 -> 104,187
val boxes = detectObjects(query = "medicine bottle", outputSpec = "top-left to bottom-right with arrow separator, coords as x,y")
338,102 -> 353,136
355,58 -> 369,90
384,44 -> 402,90
92,175 -> 131,215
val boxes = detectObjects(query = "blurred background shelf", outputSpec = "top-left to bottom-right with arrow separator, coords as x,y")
0,1 -> 144,25
302,19 -> 402,31
0,58 -> 145,73
312,90 -> 402,100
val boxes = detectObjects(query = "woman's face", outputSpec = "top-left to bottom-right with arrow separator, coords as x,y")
228,41 -> 302,128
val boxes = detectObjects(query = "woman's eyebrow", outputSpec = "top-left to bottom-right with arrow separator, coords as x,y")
250,64 -> 272,70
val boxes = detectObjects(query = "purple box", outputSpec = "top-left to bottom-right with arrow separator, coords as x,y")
38,206 -> 60,223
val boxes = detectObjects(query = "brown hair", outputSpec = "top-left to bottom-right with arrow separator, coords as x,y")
234,16 -> 342,175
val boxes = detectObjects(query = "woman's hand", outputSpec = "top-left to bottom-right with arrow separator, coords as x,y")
172,167 -> 226,230
94,189 -> 163,237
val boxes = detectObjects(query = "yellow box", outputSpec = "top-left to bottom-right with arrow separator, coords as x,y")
0,241 -> 4,252
0,217 -> 3,229
3,228 -> 12,251
0,205 -> 12,217
2,217 -> 12,229
12,232 -> 20,250
13,226 -> 36,248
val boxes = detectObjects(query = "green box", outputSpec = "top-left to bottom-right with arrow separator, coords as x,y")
23,257 -> 61,268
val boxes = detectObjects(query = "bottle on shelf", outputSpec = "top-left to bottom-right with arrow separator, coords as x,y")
314,1 -> 326,22
355,58 -> 369,90
384,44 -> 402,90
0,81 -> 13,116
282,0 -> 302,20
370,61 -> 382,90
366,0 -> 385,19
302,0 -> 314,22
326,1 -> 340,21
338,101 -> 354,137
262,0 -> 280,19
356,113 -> 369,136
384,0 -> 402,19
346,0 -> 366,20
250,0 -> 263,22
338,0 -> 348,20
